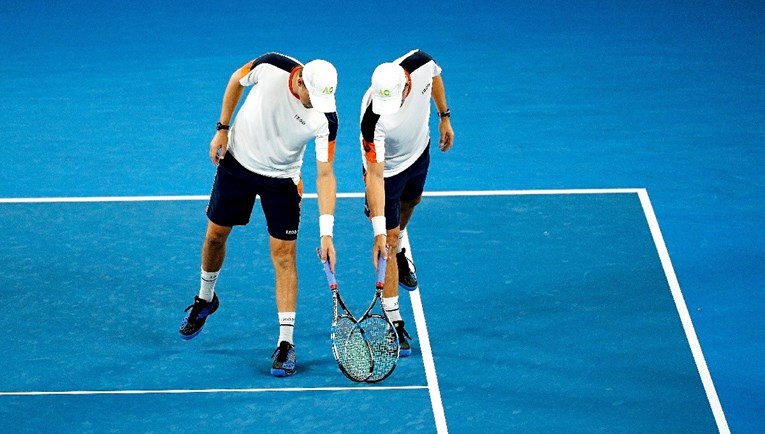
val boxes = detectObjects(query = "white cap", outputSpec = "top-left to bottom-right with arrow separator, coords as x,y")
302,59 -> 337,113
370,62 -> 407,115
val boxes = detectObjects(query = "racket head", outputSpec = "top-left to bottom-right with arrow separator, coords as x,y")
331,314 -> 374,382
322,252 -> 374,382
360,314 -> 399,383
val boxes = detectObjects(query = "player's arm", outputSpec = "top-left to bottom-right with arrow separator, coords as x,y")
431,74 -> 454,152
210,63 -> 251,165
365,158 -> 388,269
361,103 -> 388,269
317,112 -> 338,271
317,158 -> 337,271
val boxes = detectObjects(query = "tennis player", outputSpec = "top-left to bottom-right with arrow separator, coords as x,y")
360,49 -> 455,356
178,53 -> 339,377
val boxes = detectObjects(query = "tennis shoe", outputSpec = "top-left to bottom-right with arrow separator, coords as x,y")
271,341 -> 296,377
179,294 -> 219,340
393,320 -> 412,357
396,248 -> 418,291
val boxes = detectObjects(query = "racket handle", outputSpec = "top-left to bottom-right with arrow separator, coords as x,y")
376,251 -> 387,285
322,256 -> 337,286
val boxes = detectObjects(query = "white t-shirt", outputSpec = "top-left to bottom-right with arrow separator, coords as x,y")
360,49 -> 442,177
228,53 -> 338,181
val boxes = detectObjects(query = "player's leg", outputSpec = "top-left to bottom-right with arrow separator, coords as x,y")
179,155 -> 256,340
178,221 -> 230,339
270,236 -> 298,330
396,146 -> 430,291
381,225 -> 413,357
260,175 -> 301,376
379,171 -> 414,356
269,236 -> 298,376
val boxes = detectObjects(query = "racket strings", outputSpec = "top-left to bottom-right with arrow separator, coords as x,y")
361,316 -> 399,382
333,317 -> 372,381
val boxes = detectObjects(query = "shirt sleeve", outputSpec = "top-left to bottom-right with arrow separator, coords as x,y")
239,62 -> 262,87
360,102 -> 384,163
238,53 -> 277,87
431,59 -> 443,78
316,112 -> 339,163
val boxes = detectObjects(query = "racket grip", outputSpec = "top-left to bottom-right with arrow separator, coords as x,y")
376,251 -> 387,284
322,257 -> 337,286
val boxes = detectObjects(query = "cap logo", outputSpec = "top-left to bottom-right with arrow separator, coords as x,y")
322,86 -> 335,95
377,89 -> 392,97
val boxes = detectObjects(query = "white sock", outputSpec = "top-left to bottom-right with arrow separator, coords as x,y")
198,269 -> 219,301
381,296 -> 403,322
278,312 -> 296,345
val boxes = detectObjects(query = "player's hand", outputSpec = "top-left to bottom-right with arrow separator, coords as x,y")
320,235 -> 336,273
372,234 -> 388,271
210,131 -> 228,165
438,119 -> 454,152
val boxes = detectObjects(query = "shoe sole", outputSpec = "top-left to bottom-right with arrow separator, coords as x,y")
270,368 -> 296,377
398,282 -> 418,291
178,316 -> 212,340
399,348 -> 412,357
179,329 -> 203,340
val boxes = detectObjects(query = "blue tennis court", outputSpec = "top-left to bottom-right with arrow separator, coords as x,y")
1,0 -> 763,432
0,192 -> 725,432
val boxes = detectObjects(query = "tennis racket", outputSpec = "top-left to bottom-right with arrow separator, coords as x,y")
356,252 -> 400,383
320,253 -> 374,382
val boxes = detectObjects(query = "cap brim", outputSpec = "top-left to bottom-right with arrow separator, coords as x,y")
310,93 -> 336,113
372,97 -> 402,115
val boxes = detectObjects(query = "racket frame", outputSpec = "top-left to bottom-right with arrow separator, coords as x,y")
356,254 -> 400,383
322,258 -> 375,382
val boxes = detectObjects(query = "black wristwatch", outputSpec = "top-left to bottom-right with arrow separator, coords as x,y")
216,121 -> 230,131
437,109 -> 451,119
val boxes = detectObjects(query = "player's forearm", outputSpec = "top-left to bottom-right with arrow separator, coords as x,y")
316,162 -> 337,216
218,72 -> 244,124
365,162 -> 385,218
431,75 -> 449,113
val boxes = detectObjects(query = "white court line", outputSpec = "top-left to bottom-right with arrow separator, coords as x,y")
0,195 -> 211,203
638,189 -> 730,434
0,188 -> 641,204
399,229 -> 449,434
0,385 -> 427,397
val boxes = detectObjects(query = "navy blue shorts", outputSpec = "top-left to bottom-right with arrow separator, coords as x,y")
206,153 -> 302,241
364,144 -> 430,230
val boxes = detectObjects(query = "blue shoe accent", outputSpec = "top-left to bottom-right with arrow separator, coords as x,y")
271,341 -> 296,377
179,294 -> 219,340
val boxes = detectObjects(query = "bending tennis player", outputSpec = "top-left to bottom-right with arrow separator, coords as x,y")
360,49 -> 455,356
178,53 -> 340,377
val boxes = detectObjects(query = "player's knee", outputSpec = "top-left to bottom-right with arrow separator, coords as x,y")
204,230 -> 228,250
270,240 -> 297,270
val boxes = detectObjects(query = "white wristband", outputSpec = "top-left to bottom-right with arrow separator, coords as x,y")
319,214 -> 334,237
371,216 -> 386,237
